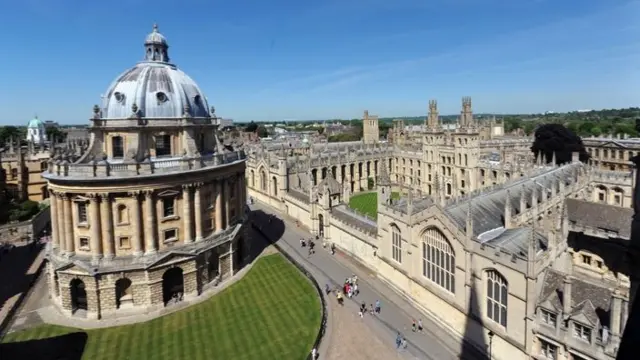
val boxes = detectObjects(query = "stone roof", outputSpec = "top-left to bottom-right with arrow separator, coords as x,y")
378,157 -> 391,185
317,175 -> 342,195
538,269 -> 612,326
331,205 -> 377,236
566,198 -> 632,239
445,163 -> 582,237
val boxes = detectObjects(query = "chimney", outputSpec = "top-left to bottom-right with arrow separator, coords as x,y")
571,151 -> 580,163
563,276 -> 573,315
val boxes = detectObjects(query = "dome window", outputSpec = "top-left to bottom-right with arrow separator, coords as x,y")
114,92 -> 126,103
194,95 -> 202,106
156,92 -> 168,103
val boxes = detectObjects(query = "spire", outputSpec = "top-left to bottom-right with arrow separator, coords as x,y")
466,200 -> 474,240
378,158 -> 391,185
527,216 -> 538,278
504,190 -> 512,228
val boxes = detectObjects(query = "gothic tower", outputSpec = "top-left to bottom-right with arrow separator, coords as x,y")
362,110 -> 380,144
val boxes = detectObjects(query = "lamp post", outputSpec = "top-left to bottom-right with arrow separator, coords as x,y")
488,331 -> 494,359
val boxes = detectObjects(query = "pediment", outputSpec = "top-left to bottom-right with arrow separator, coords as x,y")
157,189 -> 180,198
57,261 -> 92,274
412,206 -> 468,250
570,312 -> 595,327
147,251 -> 196,270
600,141 -> 626,149
539,297 -> 561,312
73,195 -> 90,202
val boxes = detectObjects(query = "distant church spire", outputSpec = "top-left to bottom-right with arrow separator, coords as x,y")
144,23 -> 170,63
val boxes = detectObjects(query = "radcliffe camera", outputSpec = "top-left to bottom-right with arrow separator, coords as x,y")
0,1 -> 637,360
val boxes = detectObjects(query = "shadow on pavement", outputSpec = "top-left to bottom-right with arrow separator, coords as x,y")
0,242 -> 43,314
0,331 -> 88,360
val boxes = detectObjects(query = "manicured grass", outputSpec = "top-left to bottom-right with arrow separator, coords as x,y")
348,191 -> 400,219
2,254 -> 322,360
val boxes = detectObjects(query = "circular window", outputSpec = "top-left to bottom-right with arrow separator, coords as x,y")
114,92 -> 125,103
156,92 -> 168,103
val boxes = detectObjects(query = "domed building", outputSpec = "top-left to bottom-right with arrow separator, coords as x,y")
26,116 -> 47,144
43,24 -> 249,319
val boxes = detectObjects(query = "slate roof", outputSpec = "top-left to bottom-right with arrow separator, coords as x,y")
288,189 -> 309,203
331,206 -> 377,235
538,268 -> 612,327
390,197 -> 435,214
480,227 -> 548,258
566,198 -> 632,239
445,163 -> 581,237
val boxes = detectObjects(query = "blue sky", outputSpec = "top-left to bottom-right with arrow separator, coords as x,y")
0,0 -> 638,124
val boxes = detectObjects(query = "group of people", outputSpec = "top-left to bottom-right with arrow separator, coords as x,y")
299,237 -> 316,257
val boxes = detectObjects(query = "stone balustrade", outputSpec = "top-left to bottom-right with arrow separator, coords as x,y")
45,151 -> 246,179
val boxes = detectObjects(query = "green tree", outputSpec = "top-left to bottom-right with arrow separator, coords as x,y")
46,127 -> 67,143
0,126 -> 20,145
257,126 -> 268,138
245,121 -> 258,132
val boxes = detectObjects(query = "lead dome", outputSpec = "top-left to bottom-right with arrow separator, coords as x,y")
100,24 -> 211,119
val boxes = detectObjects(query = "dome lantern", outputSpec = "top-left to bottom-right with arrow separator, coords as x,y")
144,23 -> 170,63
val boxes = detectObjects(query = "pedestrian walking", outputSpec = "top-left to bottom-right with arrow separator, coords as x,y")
375,299 -> 381,314
369,304 -> 374,315
395,332 -> 402,349
418,319 -> 423,333
311,347 -> 317,359
325,284 -> 331,295
412,319 -> 416,332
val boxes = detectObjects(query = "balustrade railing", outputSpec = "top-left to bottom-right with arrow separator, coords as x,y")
46,151 -> 246,178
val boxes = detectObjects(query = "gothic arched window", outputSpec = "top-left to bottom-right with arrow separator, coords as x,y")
486,270 -> 508,327
422,228 -> 455,293
391,225 -> 402,263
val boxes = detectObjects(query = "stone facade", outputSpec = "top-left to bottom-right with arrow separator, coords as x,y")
244,100 -> 635,360
43,25 -> 249,321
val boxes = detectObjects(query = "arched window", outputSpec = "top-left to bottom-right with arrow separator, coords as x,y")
422,228 -> 455,293
486,270 -> 508,327
117,204 -> 129,224
272,176 -> 278,196
260,169 -> 267,191
250,170 -> 255,187
391,225 -> 402,263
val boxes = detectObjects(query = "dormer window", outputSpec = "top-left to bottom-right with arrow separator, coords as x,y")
581,255 -> 591,265
540,309 -> 557,327
573,323 -> 592,342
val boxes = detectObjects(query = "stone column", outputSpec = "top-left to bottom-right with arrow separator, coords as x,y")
183,185 -> 193,244
215,179 -> 224,231
224,178 -> 231,226
129,191 -> 143,256
56,193 -> 66,253
237,173 -> 244,217
89,194 -> 102,261
194,183 -> 203,241
100,193 -> 115,259
49,190 -> 59,249
144,191 -> 157,255
63,194 -> 75,256
611,289 -> 624,341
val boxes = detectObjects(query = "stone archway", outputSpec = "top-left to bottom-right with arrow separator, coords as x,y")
235,237 -> 244,267
207,250 -> 219,282
70,278 -> 87,312
115,278 -> 133,309
162,267 -> 184,304
318,214 -> 324,238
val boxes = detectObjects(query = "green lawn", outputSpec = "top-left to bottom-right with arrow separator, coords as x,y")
2,254 -> 321,360
348,191 -> 400,219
